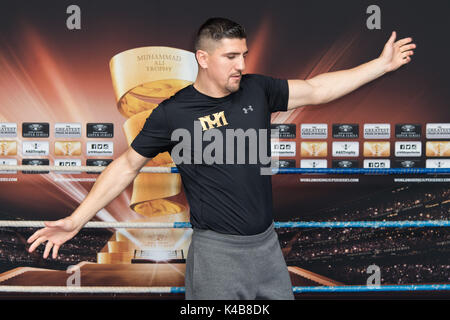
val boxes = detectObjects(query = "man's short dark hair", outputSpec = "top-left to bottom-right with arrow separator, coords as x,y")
194,17 -> 247,52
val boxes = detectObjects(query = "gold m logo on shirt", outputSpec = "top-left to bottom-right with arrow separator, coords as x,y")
198,111 -> 229,131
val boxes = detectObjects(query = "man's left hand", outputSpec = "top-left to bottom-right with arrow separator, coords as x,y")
379,31 -> 416,73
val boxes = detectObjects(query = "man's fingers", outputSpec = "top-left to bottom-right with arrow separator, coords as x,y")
400,50 -> 414,62
402,52 -> 412,62
52,245 -> 60,259
28,236 -> 47,253
388,31 -> 396,44
402,50 -> 414,57
27,229 -> 47,244
400,43 -> 416,53
43,241 -> 53,259
395,37 -> 413,48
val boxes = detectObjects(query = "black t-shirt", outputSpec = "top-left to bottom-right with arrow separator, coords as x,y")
131,74 -> 289,235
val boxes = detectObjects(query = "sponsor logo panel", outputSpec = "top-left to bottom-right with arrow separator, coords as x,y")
55,123 -> 81,138
426,159 -> 450,168
363,141 -> 390,157
395,124 -> 421,139
22,141 -> 49,156
0,123 -> 17,138
332,160 -> 359,168
393,159 -> 424,168
22,158 -> 49,174
363,159 -> 391,168
332,141 -> 359,157
300,159 -> 327,168
332,124 -> 359,139
301,124 -> 327,139
54,159 -> 82,174
0,141 -> 17,156
426,123 -> 450,139
274,159 -> 296,168
87,123 -> 114,138
425,141 -> 450,157
364,123 -> 390,139
55,141 -> 82,156
22,123 -> 49,138
301,142 -> 327,157
270,124 -> 296,139
86,141 -> 114,156
86,159 -> 113,174
0,158 -> 17,174
271,141 -> 296,157
395,141 -> 422,157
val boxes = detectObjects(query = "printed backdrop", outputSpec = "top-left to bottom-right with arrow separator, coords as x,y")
0,0 -> 448,294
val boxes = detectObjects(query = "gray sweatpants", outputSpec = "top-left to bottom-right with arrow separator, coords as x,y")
184,222 -> 294,300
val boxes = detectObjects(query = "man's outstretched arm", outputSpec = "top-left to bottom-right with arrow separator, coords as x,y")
27,147 -> 150,259
287,31 -> 416,110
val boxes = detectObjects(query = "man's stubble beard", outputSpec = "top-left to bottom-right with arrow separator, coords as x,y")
225,79 -> 241,93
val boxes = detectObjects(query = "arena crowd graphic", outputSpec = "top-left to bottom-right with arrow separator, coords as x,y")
0,0 -> 449,298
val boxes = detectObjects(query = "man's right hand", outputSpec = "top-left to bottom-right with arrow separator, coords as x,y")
26,217 -> 81,259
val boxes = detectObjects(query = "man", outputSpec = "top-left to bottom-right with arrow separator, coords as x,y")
26,17 -> 415,299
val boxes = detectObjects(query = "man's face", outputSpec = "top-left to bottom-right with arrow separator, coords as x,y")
204,38 -> 248,94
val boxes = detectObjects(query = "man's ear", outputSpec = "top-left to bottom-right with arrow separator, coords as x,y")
196,50 -> 209,69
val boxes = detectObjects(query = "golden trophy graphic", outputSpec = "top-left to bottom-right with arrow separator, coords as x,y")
363,142 -> 390,157
55,141 -> 82,156
0,141 -> 17,156
426,141 -> 450,157
102,47 -> 198,264
301,142 -> 327,157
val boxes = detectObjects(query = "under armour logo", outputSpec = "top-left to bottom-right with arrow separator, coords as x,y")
242,105 -> 253,114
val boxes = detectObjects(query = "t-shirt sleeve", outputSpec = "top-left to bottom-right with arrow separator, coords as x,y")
252,74 -> 289,113
130,104 -> 173,158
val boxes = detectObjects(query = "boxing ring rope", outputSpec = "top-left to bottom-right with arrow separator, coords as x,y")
1,165 -> 450,174
0,220 -> 449,228
0,164 -> 448,294
0,284 -> 449,294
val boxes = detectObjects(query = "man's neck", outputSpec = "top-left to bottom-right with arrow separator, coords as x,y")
193,74 -> 231,98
